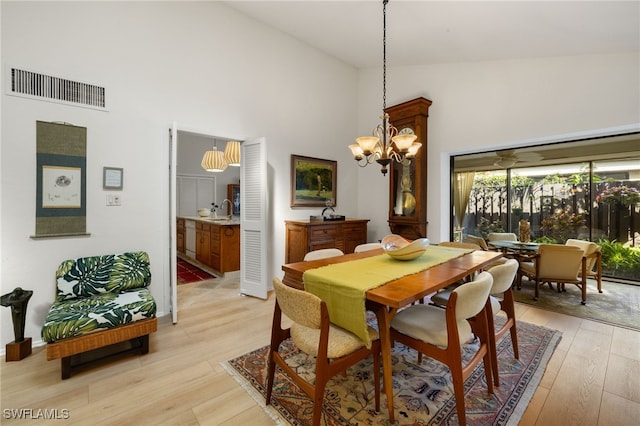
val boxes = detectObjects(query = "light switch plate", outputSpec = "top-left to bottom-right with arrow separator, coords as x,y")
106,194 -> 122,206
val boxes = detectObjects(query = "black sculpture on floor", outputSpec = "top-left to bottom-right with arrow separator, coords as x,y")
1,287 -> 33,342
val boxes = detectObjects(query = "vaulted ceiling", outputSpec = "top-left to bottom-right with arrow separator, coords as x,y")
223,1 -> 640,170
224,1 -> 639,69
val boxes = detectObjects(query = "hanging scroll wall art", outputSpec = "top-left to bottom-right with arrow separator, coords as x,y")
33,121 -> 89,238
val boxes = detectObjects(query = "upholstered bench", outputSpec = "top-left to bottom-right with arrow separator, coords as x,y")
41,251 -> 157,379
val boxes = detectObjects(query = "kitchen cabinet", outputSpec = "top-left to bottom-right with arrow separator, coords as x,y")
195,221 -> 211,265
284,219 -> 369,263
182,218 -> 240,275
177,218 -> 185,254
211,223 -> 240,273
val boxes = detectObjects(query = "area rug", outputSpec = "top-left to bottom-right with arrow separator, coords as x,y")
514,278 -> 640,331
177,258 -> 214,285
223,319 -> 561,425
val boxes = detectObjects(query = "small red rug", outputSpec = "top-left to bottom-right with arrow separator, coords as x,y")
177,258 -> 214,285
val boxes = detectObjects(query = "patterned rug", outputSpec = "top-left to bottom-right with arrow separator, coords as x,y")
223,319 -> 561,425
177,258 -> 214,285
514,277 -> 640,331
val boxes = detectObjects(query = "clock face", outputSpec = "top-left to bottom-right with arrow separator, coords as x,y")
399,127 -> 414,135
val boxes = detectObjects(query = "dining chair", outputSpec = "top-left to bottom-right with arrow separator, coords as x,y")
354,242 -> 383,253
518,244 -> 588,304
484,258 -> 519,385
303,248 -> 344,261
266,278 -> 380,426
430,259 -> 519,386
390,272 -> 494,426
487,232 -> 518,242
463,234 -> 489,250
565,239 -> 603,293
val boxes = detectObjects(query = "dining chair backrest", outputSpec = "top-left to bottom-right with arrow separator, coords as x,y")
565,239 -> 600,272
452,271 -> 493,321
303,248 -> 344,261
273,278 -> 322,329
463,235 -> 489,250
354,242 -> 383,253
439,241 -> 482,251
487,232 -> 518,242
488,258 -> 519,295
537,244 -> 583,279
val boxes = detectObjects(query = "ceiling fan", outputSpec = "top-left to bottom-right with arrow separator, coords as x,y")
493,149 -> 543,168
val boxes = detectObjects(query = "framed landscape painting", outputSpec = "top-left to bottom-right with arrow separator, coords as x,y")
290,155 -> 337,207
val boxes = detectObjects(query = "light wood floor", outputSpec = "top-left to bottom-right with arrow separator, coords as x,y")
1,276 -> 639,425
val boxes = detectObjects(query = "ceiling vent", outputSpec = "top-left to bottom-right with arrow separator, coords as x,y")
7,67 -> 107,111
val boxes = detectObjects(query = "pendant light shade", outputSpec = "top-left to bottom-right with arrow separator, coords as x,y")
202,147 -> 228,172
223,140 -> 241,166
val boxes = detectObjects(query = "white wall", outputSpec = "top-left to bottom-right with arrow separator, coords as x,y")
356,53 -> 640,244
1,2 -> 359,347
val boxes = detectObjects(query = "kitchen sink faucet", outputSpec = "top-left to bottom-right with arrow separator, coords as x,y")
220,199 -> 233,220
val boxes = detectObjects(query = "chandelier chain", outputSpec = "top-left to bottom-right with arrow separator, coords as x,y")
383,0 -> 387,111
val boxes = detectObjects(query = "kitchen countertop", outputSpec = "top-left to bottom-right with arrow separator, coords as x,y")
179,216 -> 240,225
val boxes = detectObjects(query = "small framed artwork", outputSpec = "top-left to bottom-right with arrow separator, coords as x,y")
290,155 -> 337,207
103,167 -> 123,190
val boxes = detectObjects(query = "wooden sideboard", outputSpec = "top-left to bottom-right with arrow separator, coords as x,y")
284,219 -> 369,263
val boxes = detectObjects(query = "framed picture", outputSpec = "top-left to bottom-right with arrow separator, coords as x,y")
42,165 -> 82,208
103,167 -> 123,190
290,155 -> 337,207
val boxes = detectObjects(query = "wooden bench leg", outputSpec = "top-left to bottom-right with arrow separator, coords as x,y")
61,357 -> 72,380
139,335 -> 149,355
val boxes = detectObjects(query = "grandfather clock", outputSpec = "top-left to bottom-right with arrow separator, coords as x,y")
386,97 -> 432,240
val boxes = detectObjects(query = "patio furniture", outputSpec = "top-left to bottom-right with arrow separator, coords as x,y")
565,239 -> 603,293
487,232 -> 518,242
463,234 -> 489,250
518,244 -> 588,304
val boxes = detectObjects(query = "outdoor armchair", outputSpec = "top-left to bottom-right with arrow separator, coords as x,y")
518,244 -> 588,304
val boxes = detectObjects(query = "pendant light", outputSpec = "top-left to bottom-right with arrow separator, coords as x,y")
201,144 -> 228,172
223,140 -> 241,167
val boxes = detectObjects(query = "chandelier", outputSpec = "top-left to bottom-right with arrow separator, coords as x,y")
348,0 -> 421,176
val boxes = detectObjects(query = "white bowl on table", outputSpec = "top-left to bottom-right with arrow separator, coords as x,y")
381,234 -> 430,261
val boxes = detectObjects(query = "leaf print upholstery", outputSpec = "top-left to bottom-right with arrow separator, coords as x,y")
42,251 -> 156,343
56,252 -> 151,301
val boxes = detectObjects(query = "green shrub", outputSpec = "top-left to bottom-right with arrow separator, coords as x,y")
598,239 -> 640,280
476,216 -> 504,239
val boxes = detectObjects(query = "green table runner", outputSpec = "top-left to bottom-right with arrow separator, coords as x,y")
303,245 -> 472,347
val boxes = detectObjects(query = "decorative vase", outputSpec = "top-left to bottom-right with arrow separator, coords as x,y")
402,191 -> 416,216
400,175 -> 416,216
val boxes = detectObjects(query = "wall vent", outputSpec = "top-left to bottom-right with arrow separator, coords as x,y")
7,67 -> 107,111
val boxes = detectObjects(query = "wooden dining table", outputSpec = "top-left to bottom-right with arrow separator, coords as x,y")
281,247 -> 503,423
